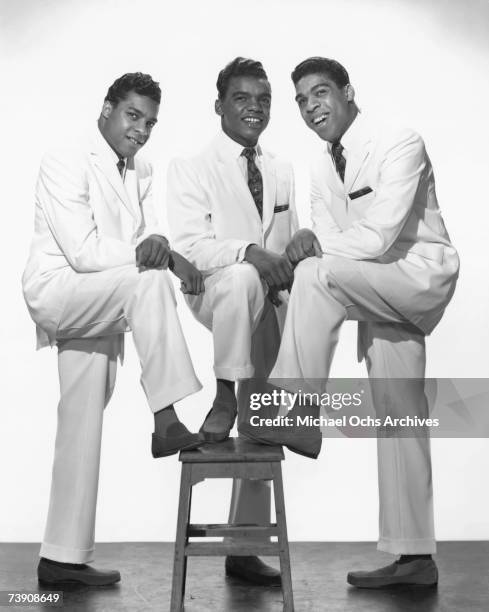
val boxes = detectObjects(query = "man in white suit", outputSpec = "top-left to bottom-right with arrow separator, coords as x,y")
23,73 -> 204,586
259,57 -> 458,587
167,58 -> 298,585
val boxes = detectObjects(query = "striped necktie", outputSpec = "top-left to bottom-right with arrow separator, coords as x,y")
242,147 -> 263,219
117,158 -> 125,178
331,142 -> 346,182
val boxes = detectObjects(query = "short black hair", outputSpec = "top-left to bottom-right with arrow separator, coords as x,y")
216,57 -> 269,99
291,57 -> 350,88
104,72 -> 161,106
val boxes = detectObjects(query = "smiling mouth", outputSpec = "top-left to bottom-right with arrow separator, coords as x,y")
242,116 -> 263,127
312,113 -> 329,127
127,136 -> 145,146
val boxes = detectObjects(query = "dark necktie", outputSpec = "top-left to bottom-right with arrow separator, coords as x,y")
117,158 -> 125,177
331,142 -> 346,182
242,147 -> 263,219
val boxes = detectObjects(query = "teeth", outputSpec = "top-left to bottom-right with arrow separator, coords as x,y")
244,117 -> 261,123
313,114 -> 327,125
129,137 -> 142,145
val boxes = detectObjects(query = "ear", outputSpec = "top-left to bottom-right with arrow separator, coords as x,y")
101,101 -> 114,119
215,98 -> 223,117
345,84 -> 355,102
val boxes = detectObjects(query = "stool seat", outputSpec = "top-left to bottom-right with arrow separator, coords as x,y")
180,437 -> 284,463
170,437 -> 294,611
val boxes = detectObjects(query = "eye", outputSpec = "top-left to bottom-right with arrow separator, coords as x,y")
316,87 -> 329,96
127,112 -> 138,120
147,121 -> 156,129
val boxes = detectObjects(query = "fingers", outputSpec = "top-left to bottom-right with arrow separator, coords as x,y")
313,237 -> 323,257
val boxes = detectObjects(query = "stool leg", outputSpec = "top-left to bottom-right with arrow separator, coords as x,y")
171,463 -> 193,612
272,463 -> 294,612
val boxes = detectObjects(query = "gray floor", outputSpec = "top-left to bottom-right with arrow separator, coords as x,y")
0,542 -> 487,612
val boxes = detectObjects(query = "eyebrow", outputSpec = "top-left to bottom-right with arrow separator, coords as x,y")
231,90 -> 271,98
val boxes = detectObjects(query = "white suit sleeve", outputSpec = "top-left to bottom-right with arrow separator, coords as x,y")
37,152 -> 136,272
321,129 -> 427,260
166,158 -> 251,272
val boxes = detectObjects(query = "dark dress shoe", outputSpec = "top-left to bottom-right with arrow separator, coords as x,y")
152,422 -> 202,458
37,557 -> 120,586
347,559 -> 438,588
199,399 -> 237,442
238,422 -> 322,459
225,555 -> 281,586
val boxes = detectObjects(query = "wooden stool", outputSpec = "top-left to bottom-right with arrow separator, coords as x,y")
170,437 -> 294,611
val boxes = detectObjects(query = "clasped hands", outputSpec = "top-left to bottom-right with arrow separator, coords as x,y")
245,229 -> 322,306
136,234 -> 204,295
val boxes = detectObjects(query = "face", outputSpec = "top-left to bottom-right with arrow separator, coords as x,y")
215,76 -> 271,147
294,73 -> 355,143
99,91 -> 159,158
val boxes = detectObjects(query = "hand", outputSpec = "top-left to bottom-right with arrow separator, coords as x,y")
267,288 -> 283,307
169,251 -> 205,295
244,245 -> 293,291
285,229 -> 322,266
136,234 -> 171,269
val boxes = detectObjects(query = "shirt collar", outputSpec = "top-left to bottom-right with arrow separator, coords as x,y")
93,122 -> 126,165
217,129 -> 262,160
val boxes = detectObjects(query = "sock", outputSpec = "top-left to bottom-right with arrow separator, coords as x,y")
215,379 -> 236,406
154,405 -> 180,436
397,554 -> 432,564
41,557 -> 86,569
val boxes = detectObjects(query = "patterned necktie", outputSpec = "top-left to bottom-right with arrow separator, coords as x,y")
242,147 -> 263,219
331,142 -> 346,182
117,158 -> 125,177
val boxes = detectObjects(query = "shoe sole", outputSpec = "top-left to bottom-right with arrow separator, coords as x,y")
347,575 -> 438,589
239,428 -> 320,459
38,576 -> 120,587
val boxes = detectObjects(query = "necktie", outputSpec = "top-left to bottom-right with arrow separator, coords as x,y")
331,142 -> 346,182
117,158 -> 125,177
242,147 -> 263,219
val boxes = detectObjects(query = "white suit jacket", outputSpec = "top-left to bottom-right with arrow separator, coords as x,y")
311,114 -> 459,334
22,127 -> 165,348
166,131 -> 298,274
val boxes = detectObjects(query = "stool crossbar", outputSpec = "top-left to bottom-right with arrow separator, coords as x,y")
170,438 -> 294,611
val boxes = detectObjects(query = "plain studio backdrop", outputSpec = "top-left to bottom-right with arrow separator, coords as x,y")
1,0 -> 488,546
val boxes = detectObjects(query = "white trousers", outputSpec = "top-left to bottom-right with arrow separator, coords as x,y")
187,263 -> 279,540
270,256 -> 436,555
41,265 -> 201,563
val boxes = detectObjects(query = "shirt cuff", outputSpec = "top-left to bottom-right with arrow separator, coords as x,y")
237,242 -> 255,263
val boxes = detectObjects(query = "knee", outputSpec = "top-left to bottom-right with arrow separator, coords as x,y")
294,257 -> 320,286
134,268 -> 176,301
223,263 -> 265,301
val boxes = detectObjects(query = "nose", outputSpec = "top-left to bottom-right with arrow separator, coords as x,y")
246,98 -> 263,114
305,96 -> 319,114
135,119 -> 149,136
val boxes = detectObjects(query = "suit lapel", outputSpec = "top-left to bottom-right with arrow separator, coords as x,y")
323,152 -> 344,198
214,142 -> 262,224
344,141 -> 372,194
261,152 -> 276,233
90,136 -> 138,221
343,114 -> 373,194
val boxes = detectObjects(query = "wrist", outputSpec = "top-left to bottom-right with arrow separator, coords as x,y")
244,244 -> 261,263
